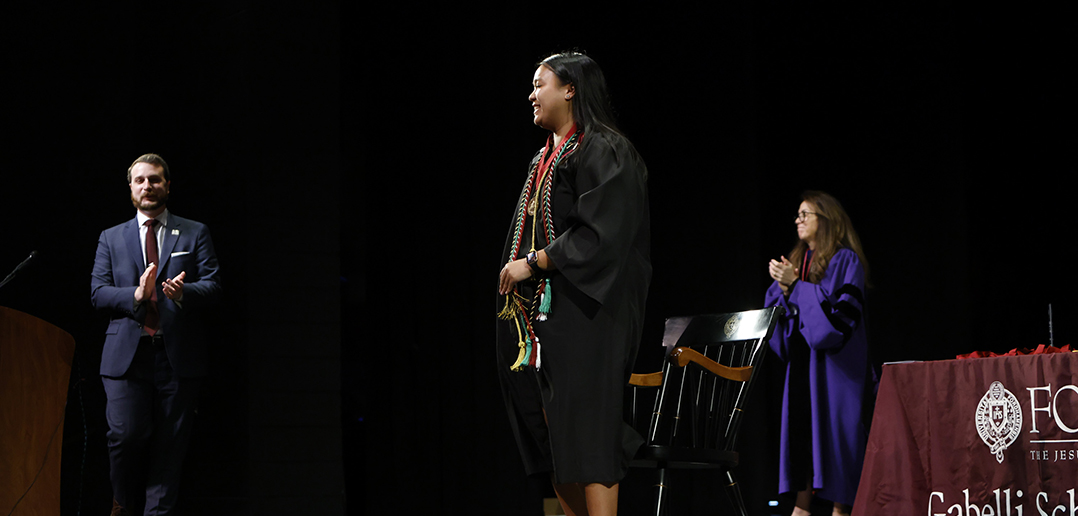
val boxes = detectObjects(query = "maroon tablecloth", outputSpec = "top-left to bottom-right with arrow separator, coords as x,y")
853,353 -> 1078,515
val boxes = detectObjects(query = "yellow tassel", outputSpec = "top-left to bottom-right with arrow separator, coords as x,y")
497,294 -> 518,320
510,316 -> 527,371
510,343 -> 526,371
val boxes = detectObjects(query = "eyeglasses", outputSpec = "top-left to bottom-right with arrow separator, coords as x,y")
795,211 -> 821,222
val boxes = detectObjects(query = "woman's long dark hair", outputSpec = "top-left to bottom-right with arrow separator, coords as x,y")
789,190 -> 870,284
539,52 -> 623,151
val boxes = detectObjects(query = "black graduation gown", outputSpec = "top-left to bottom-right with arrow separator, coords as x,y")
496,131 -> 651,484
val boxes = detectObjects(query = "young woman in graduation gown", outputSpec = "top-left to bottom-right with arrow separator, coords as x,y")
765,191 -> 875,516
496,52 -> 651,516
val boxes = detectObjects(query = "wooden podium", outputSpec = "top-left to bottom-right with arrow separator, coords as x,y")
0,306 -> 76,516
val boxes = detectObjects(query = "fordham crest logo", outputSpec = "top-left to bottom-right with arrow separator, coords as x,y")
723,313 -> 741,338
975,381 -> 1022,463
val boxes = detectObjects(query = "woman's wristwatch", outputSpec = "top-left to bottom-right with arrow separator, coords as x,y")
526,250 -> 543,275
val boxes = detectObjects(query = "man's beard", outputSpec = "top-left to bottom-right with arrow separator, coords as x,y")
132,192 -> 168,211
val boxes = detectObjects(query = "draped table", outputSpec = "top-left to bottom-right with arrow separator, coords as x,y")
853,352 -> 1078,516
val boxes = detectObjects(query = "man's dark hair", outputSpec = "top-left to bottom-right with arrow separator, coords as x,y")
127,153 -> 170,183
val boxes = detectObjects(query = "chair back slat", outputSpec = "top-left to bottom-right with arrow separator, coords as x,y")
646,360 -> 673,443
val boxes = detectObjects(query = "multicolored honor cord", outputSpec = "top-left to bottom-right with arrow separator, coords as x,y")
498,128 -> 581,371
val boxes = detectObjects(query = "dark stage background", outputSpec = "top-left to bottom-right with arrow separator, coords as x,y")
3,2 -> 1071,515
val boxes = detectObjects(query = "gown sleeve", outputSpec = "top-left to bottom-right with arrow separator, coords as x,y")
543,134 -> 648,307
788,248 -> 866,351
764,281 -> 794,362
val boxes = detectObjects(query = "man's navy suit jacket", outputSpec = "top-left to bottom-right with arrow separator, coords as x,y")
91,213 -> 222,378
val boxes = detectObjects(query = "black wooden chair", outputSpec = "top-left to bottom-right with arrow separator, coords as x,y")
629,307 -> 783,516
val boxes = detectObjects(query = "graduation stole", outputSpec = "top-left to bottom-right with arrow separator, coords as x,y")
498,127 -> 581,371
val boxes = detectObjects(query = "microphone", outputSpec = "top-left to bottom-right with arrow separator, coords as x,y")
0,251 -> 38,290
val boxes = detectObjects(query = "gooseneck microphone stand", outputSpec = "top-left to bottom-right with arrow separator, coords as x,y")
0,251 -> 37,291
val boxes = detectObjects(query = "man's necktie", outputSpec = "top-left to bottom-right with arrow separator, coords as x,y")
144,219 -> 159,336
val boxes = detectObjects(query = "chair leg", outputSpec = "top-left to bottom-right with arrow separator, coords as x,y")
724,469 -> 748,516
654,468 -> 667,516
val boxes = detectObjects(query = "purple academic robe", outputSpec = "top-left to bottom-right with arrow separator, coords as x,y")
764,248 -> 873,507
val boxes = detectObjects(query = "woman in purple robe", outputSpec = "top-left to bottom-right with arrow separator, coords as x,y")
765,191 -> 874,516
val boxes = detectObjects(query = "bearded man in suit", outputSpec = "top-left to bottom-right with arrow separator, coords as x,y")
91,153 -> 222,516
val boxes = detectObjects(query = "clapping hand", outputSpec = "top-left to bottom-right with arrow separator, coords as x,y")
768,256 -> 798,293
135,263 -> 156,303
162,271 -> 186,300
